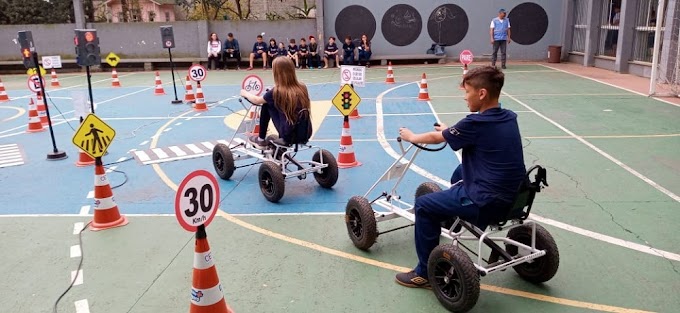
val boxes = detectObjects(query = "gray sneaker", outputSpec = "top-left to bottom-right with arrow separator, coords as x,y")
249,135 -> 267,148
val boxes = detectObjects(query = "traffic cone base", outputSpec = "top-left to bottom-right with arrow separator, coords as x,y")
154,71 -> 165,95
50,69 -> 61,87
418,73 -> 430,101
385,62 -> 395,84
0,78 -> 10,102
337,119 -> 361,168
193,82 -> 208,111
89,164 -> 128,231
190,228 -> 231,313
111,69 -> 121,87
184,76 -> 196,103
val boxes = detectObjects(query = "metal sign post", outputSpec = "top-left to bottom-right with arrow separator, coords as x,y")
32,51 -> 67,160
168,47 -> 182,104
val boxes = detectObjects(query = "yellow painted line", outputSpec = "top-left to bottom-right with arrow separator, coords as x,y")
148,89 -> 655,313
525,134 -> 680,139
0,106 -> 26,122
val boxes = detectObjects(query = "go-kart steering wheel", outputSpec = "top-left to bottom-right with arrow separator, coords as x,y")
396,123 -> 448,152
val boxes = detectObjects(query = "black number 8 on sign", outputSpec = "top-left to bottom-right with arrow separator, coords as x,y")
175,170 -> 220,232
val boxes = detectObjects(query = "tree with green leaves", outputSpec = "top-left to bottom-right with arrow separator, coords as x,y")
176,0 -> 252,20
0,0 -> 95,24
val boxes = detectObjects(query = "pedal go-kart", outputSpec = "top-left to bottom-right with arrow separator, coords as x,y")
344,130 -> 559,312
212,97 -> 339,202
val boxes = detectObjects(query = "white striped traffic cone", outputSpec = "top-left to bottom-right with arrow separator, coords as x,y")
184,75 -> 196,103
154,71 -> 165,95
111,69 -> 121,87
90,161 -> 128,231
50,69 -> 61,87
337,118 -> 361,168
35,98 -> 48,125
418,73 -> 430,101
0,77 -> 10,102
385,62 -> 395,84
26,99 -> 45,133
193,81 -> 208,111
189,226 -> 233,313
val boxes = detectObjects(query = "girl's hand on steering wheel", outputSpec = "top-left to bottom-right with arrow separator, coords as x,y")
240,89 -> 249,98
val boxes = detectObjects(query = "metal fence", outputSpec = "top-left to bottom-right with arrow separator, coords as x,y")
571,0 -> 588,52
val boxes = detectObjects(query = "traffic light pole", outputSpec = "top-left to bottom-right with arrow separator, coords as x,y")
168,48 -> 182,104
85,65 -> 95,114
32,51 -> 67,161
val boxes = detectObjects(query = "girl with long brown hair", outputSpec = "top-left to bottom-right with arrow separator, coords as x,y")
240,57 -> 312,147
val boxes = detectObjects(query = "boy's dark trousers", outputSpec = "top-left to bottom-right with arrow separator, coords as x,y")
343,52 -> 355,65
307,54 -> 321,68
491,40 -> 507,67
222,51 -> 241,69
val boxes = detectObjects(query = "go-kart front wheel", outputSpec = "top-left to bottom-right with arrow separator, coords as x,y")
312,149 -> 339,188
213,143 -> 234,180
258,161 -> 285,203
345,196 -> 377,251
428,244 -> 480,313
506,224 -> 560,283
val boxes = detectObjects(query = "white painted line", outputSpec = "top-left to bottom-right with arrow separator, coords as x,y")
86,191 -> 94,199
201,141 -> 215,150
217,140 -> 230,146
231,212 -> 345,217
169,146 -> 187,156
135,151 -> 151,162
127,149 -> 137,153
116,157 -> 127,162
151,148 -> 169,159
79,205 -> 90,215
74,299 -> 90,313
71,269 -> 84,286
73,222 -> 84,235
503,91 -> 680,203
185,117 -> 194,121
70,245 -> 82,258
105,166 -> 118,173
0,156 -> 23,163
139,140 -> 149,146
140,153 -> 211,165
0,161 -> 24,168
175,122 -> 182,126
186,144 -> 204,154
193,113 -> 201,117
0,143 -> 18,148
163,127 -> 172,132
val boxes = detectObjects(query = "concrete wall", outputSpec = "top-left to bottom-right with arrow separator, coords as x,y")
0,19 -> 317,61
323,0 -> 567,60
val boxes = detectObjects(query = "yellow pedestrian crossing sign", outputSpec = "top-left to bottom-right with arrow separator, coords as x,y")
26,66 -> 47,76
72,114 -> 116,158
332,84 -> 361,116
106,52 -> 120,67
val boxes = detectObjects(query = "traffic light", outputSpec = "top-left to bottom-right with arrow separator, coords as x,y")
17,31 -> 36,69
160,26 -> 175,49
75,29 -> 101,67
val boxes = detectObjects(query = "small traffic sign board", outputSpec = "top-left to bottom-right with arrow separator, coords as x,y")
42,56 -> 62,69
27,74 -> 45,93
106,52 -> 120,67
332,84 -> 361,116
339,65 -> 365,87
241,74 -> 264,96
188,64 -> 207,82
72,114 -> 116,159
175,170 -> 220,232
459,50 -> 474,65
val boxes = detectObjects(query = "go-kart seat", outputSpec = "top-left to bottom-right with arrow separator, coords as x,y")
488,165 -> 548,228
268,108 -> 312,150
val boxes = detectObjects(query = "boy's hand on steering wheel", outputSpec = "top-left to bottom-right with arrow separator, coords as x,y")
434,122 -> 447,132
239,89 -> 249,98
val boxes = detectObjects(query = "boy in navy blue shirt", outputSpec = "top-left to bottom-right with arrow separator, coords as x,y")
342,36 -> 355,65
323,37 -> 339,68
247,35 -> 268,71
287,39 -> 300,68
267,38 -> 278,67
395,66 -> 526,288
298,38 -> 309,69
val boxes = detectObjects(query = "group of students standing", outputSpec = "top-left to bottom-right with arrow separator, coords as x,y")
206,32 -> 373,71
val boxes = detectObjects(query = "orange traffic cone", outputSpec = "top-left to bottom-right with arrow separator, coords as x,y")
184,76 -> 196,103
193,82 -> 208,111
0,77 -> 9,102
26,99 -> 45,133
154,71 -> 165,95
349,108 -> 360,119
75,150 -> 95,167
463,64 -> 469,75
190,226 -> 232,313
89,161 -> 128,231
337,118 -> 361,168
35,98 -> 48,125
248,106 -> 260,135
50,69 -> 61,87
36,90 -> 43,102
418,73 -> 430,101
385,62 -> 395,84
111,69 -> 121,87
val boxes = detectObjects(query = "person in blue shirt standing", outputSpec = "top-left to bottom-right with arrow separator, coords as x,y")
490,8 -> 512,69
394,66 -> 526,288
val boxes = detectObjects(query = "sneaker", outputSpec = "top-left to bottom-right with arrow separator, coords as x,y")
248,135 -> 267,148
395,271 -> 431,289
247,67 -> 253,71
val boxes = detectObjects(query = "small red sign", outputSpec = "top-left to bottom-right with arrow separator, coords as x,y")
459,50 -> 474,65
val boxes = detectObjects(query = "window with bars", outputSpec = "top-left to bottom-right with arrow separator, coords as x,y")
571,0 -> 589,52
597,0 -> 622,57
631,0 -> 667,63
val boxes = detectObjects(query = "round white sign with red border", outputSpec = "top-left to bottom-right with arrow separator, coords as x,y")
188,64 -> 207,82
459,50 -> 474,65
175,170 -> 220,232
241,74 -> 264,96
165,40 -> 172,48
27,74 -> 45,93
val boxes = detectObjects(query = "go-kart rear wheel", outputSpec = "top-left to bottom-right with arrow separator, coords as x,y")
415,182 -> 456,230
506,224 -> 560,283
345,196 -> 377,250
427,244 -> 480,313
213,143 -> 235,180
312,149 -> 339,188
258,161 -> 285,203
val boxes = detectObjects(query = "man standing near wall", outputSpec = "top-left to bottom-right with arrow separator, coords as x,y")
490,8 -> 511,69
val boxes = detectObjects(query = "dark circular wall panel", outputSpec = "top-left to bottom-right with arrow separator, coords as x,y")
427,4 -> 469,46
381,4 -> 422,46
508,2 -> 549,45
334,5 -> 377,42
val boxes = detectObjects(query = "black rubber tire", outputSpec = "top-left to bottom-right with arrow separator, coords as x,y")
212,143 -> 235,180
345,196 -> 377,250
428,244 -> 480,313
312,149 -> 339,188
506,224 -> 560,283
258,161 -> 286,203
415,182 -> 455,230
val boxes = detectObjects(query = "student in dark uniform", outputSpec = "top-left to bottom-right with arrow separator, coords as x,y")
222,32 -> 241,70
247,35 -> 268,71
308,36 -> 321,69
394,66 -> 526,288
358,34 -> 372,67
342,35 -> 356,65
287,38 -> 300,68
276,42 -> 288,58
298,38 -> 309,69
324,36 -> 340,68
267,38 -> 278,67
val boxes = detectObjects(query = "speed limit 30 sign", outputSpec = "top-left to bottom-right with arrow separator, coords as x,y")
175,170 -> 220,232
188,64 -> 207,82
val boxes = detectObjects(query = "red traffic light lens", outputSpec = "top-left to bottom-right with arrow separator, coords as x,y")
85,32 -> 95,42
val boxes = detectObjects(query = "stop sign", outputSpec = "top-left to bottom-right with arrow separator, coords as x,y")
459,50 -> 474,65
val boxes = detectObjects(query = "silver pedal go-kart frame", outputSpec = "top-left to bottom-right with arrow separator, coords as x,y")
212,97 -> 339,203
344,132 -> 559,313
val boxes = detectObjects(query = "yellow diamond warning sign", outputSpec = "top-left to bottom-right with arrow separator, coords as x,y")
72,114 -> 116,159
332,84 -> 361,116
106,52 -> 120,67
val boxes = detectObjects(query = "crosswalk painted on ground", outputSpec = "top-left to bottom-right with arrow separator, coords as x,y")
132,139 -> 242,165
0,143 -> 25,169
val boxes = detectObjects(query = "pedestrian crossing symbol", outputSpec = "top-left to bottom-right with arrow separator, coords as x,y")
72,114 -> 116,158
